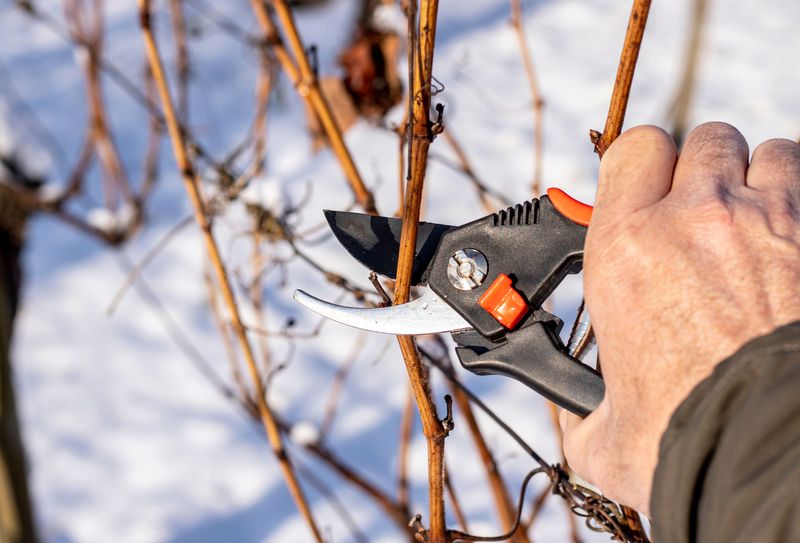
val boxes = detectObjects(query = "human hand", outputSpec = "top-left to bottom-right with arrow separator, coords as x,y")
560,122 -> 800,516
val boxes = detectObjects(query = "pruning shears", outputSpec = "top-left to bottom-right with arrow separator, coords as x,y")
293,188 -> 604,417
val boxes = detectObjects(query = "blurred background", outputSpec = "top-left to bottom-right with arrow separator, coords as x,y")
0,0 -> 798,541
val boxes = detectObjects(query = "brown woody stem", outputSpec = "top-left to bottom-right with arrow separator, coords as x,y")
393,1 -> 447,539
138,3 -> 323,540
591,0 -> 652,157
510,0 -> 544,194
167,0 -> 190,125
251,0 -> 378,214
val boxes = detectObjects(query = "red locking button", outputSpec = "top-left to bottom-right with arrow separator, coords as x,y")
478,274 -> 529,329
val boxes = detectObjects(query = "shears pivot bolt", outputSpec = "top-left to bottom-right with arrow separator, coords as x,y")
447,249 -> 488,291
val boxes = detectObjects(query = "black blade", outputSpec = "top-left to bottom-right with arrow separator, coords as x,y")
324,210 -> 454,285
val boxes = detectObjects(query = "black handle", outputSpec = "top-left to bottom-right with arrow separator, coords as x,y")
426,196 -> 586,340
453,317 -> 604,417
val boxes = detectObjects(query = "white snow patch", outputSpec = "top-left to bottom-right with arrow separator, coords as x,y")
240,175 -> 286,215
71,44 -> 89,69
116,200 -> 139,231
289,420 -> 320,446
372,4 -> 406,35
86,207 -> 118,234
36,181 -> 68,203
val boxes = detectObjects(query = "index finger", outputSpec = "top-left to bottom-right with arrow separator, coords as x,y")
595,125 -> 677,216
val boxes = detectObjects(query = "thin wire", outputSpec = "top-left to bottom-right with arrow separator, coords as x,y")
417,345 -> 549,468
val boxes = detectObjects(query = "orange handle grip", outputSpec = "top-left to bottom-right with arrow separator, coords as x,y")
546,187 -> 593,227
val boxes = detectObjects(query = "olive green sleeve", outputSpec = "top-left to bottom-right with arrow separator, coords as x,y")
651,321 -> 800,543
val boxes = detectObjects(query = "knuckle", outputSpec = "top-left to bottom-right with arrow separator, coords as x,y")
753,137 -> 800,157
602,125 -> 675,173
617,124 -> 672,146
752,138 -> 800,170
683,122 -> 748,160
598,127 -> 677,205
686,121 -> 743,144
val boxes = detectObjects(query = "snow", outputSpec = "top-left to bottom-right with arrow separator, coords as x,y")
37,181 -> 68,204
86,207 -> 118,233
289,421 -> 321,447
371,4 -> 407,36
85,202 -> 138,234
239,176 -> 286,216
2,0 -> 799,542
117,201 -> 139,231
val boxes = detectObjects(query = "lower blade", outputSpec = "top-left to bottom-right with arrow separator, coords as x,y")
324,210 -> 453,284
293,288 -> 470,335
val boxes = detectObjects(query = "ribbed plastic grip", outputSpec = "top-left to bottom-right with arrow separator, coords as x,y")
493,199 -> 539,226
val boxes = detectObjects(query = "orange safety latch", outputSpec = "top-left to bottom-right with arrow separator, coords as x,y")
478,274 -> 529,329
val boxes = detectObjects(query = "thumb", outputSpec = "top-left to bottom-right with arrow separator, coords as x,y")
595,125 -> 676,216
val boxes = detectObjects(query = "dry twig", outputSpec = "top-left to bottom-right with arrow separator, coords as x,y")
393,0 -> 448,540
319,332 -> 368,438
249,0 -> 378,214
248,230 -> 274,378
589,0 -> 653,157
510,0 -> 545,194
66,0 -> 133,207
667,0 -> 709,146
140,63 -> 163,200
397,384 -> 415,516
449,376 -> 531,542
138,3 -> 324,540
168,0 -> 190,125
205,269 -> 251,402
271,413 -> 412,534
438,130 -> 511,212
444,467 -> 469,532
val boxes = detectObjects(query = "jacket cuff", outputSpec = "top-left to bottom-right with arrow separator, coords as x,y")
650,320 -> 800,543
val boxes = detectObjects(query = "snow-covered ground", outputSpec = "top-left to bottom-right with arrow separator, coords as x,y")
2,0 -> 799,541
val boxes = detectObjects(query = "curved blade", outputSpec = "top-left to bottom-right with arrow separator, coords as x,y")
293,288 -> 470,335
324,210 -> 453,285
